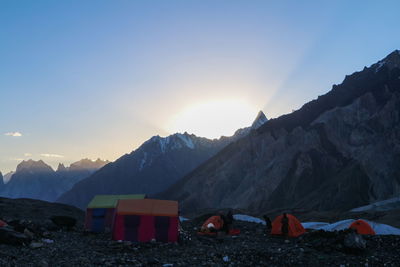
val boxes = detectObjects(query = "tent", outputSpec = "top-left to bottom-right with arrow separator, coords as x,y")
349,219 -> 376,235
112,199 -> 179,242
271,214 -> 305,237
84,194 -> 146,232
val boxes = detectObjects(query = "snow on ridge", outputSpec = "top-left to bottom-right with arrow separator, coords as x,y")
176,133 -> 195,149
145,133 -> 196,153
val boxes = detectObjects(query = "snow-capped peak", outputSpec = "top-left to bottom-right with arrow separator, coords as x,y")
146,133 -> 196,153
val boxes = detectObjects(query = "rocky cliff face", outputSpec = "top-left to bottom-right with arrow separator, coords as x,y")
57,113 -> 268,210
159,50 -> 400,214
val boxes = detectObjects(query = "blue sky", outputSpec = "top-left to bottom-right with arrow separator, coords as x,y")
1,0 -> 400,173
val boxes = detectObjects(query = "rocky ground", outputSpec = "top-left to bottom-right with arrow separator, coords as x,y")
1,199 -> 400,266
0,218 -> 400,266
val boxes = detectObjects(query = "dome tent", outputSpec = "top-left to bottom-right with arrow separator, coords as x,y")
349,219 -> 376,235
271,213 -> 305,237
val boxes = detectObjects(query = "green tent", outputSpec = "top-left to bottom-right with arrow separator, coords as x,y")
87,194 -> 146,209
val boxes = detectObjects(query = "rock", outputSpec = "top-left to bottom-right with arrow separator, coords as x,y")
50,216 -> 76,228
223,256 -> 230,262
24,228 -> 35,239
344,232 -> 366,250
30,242 -> 44,249
0,227 -> 30,245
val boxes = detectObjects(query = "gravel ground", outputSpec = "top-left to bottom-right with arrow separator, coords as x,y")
1,218 -> 400,266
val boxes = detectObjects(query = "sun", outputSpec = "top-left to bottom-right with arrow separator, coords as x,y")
166,99 -> 258,139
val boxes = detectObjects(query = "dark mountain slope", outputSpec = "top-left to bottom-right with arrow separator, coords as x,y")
160,50 -> 400,214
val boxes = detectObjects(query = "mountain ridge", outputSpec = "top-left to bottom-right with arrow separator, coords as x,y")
57,111 -> 268,209
158,50 -> 400,214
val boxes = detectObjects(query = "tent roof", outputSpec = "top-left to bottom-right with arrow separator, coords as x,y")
87,194 -> 146,208
116,199 -> 178,217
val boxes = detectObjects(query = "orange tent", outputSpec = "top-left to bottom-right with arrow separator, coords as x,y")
271,214 -> 305,237
349,219 -> 376,235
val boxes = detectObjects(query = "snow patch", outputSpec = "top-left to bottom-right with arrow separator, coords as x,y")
375,60 -> 386,73
179,216 -> 189,222
351,196 -> 400,212
233,214 -> 266,225
139,152 -> 148,171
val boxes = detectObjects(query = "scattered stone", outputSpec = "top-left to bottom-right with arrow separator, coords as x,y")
344,232 -> 367,250
30,242 -> 44,249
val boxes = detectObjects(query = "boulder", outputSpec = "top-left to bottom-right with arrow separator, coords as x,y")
0,227 -> 30,245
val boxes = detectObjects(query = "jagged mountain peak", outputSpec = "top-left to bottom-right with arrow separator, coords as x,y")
57,163 -> 67,172
16,159 -> 54,173
145,132 -> 197,153
373,49 -> 400,73
251,110 -> 268,129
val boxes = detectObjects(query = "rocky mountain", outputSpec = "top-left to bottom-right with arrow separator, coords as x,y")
0,172 -> 4,191
57,113 -> 268,209
159,50 -> 400,214
0,159 -> 108,202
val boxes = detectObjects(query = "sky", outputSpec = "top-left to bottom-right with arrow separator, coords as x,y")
1,0 -> 400,173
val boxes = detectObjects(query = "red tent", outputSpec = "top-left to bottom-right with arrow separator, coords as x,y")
112,199 -> 179,242
0,220 -> 7,227
271,214 -> 305,237
349,219 -> 376,235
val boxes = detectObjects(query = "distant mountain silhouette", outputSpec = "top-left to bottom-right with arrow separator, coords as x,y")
0,159 -> 108,202
158,50 -> 400,214
57,112 -> 268,209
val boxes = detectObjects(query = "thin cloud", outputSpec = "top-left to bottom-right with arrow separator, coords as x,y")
24,153 -> 32,157
4,132 -> 22,137
40,153 -> 64,158
9,158 -> 24,161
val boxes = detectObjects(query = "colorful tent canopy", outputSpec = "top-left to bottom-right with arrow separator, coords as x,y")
85,194 -> 146,232
112,199 -> 179,243
349,219 -> 376,235
271,214 -> 305,237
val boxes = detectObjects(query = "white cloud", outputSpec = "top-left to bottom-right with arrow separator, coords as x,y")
24,153 -> 32,157
4,132 -> 22,137
40,153 -> 64,158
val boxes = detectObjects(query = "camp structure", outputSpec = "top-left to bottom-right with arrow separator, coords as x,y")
271,213 -> 306,237
349,219 -> 376,235
84,194 -> 146,232
112,199 -> 179,243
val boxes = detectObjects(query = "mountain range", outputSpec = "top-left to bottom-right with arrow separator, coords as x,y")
159,50 -> 400,214
57,112 -> 268,209
0,159 -> 109,202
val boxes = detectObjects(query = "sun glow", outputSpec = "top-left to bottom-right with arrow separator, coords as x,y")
166,99 -> 258,139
